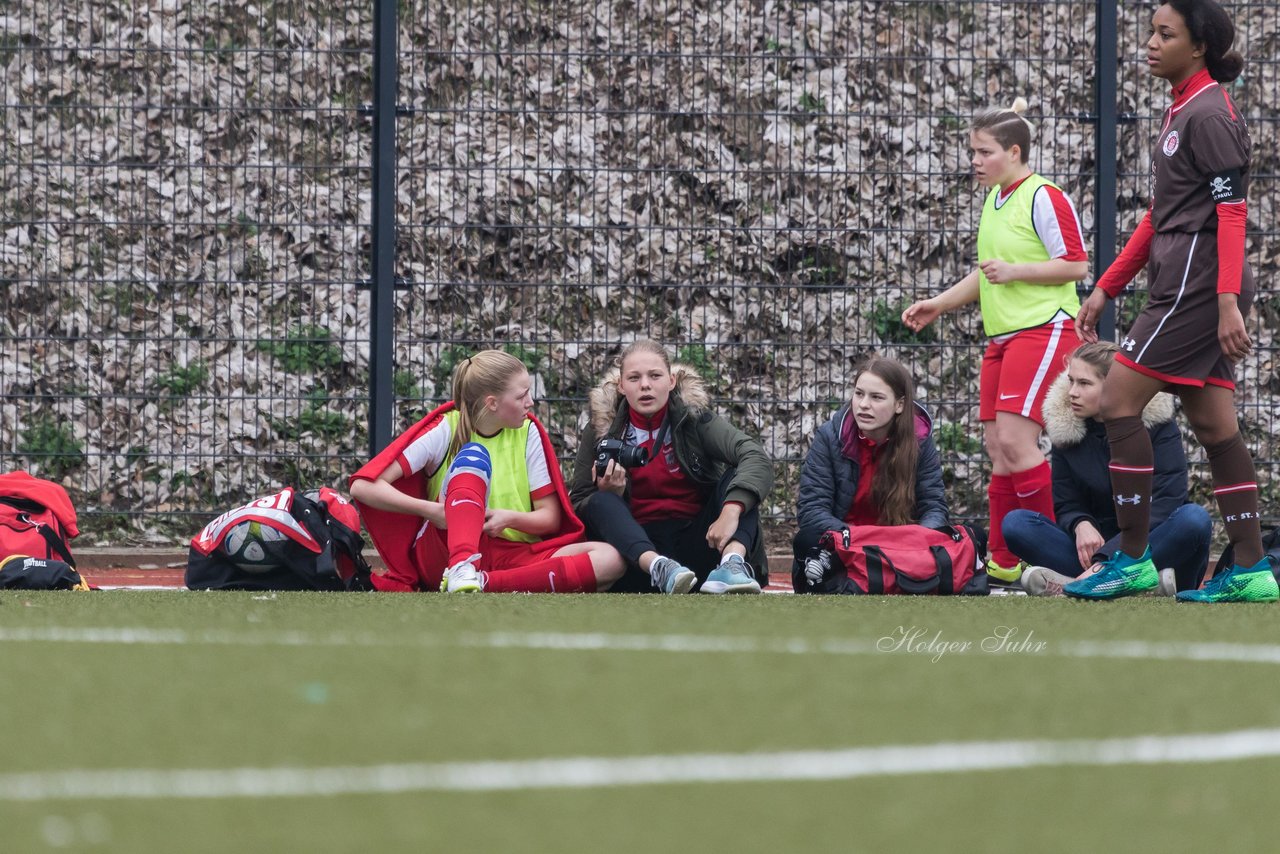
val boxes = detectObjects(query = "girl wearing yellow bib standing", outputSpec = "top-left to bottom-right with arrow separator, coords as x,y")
902,100 -> 1089,583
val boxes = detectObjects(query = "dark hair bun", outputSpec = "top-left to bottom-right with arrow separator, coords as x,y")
1210,50 -> 1245,83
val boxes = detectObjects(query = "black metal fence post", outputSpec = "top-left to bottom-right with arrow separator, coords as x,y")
1095,0 -> 1120,339
368,0 -> 399,456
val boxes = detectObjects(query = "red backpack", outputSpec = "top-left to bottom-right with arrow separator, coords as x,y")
0,471 -> 78,567
817,524 -> 989,596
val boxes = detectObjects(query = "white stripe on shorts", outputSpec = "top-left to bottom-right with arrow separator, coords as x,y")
1021,319 -> 1065,418
1136,233 -> 1197,364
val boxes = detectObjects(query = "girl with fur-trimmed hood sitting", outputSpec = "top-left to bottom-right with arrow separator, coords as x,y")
568,340 -> 773,594
1004,342 -> 1211,596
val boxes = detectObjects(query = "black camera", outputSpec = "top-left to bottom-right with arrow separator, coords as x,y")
594,438 -> 649,478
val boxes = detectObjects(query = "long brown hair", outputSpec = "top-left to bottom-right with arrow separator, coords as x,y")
854,356 -> 920,526
448,349 -> 527,458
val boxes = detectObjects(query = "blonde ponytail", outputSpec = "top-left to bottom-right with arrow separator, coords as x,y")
448,350 -> 527,459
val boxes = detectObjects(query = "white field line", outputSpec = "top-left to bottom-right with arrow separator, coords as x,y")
5,728 -> 1280,802
93,585 -> 188,591
5,626 -> 1280,667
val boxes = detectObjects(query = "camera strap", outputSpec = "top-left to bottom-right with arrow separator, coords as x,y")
628,416 -> 671,457
650,416 -> 671,453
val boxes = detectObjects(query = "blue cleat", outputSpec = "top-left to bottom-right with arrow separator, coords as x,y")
1177,557 -> 1279,604
1063,547 -> 1158,600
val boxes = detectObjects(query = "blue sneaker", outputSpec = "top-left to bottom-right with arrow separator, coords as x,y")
649,556 -> 696,594
700,554 -> 761,594
1177,558 -> 1279,604
1063,547 -> 1158,600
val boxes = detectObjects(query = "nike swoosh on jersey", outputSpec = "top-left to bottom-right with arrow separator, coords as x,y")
999,393 -> 1021,400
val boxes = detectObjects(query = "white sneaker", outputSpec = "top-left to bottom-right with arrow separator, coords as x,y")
440,553 -> 483,593
1020,565 -> 1076,597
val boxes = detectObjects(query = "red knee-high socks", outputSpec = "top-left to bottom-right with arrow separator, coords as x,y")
990,463 -> 1053,568
988,474 -> 1019,567
482,552 -> 598,593
1011,460 -> 1054,520
442,469 -> 488,567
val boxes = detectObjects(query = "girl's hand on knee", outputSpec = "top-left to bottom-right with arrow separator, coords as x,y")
706,506 -> 741,552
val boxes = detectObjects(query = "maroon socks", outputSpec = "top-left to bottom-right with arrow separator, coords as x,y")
1206,433 -> 1263,568
1105,414 -> 1154,559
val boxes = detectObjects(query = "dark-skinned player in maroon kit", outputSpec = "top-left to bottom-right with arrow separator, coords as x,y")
1068,0 -> 1277,603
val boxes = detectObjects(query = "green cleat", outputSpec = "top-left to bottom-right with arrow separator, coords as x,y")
986,559 -> 1026,585
1063,547 -> 1158,600
1176,558 -> 1279,604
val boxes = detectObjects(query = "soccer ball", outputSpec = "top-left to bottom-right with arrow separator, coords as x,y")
222,520 -> 288,572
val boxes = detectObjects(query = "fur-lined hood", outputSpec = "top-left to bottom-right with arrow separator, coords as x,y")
1042,371 -> 1176,447
588,363 -> 712,437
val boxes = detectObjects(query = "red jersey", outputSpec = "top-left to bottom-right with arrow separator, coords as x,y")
626,406 -> 706,524
840,421 -> 889,527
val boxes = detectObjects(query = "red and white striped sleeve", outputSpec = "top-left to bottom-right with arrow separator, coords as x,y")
1031,185 -> 1088,262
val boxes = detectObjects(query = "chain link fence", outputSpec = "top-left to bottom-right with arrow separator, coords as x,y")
1,0 -> 1276,543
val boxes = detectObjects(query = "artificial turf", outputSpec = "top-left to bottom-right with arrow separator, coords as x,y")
3,590 -> 1280,853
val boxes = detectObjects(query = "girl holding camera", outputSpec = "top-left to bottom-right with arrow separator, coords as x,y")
350,349 -> 624,593
569,340 -> 773,594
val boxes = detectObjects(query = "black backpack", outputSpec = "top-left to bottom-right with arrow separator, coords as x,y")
186,487 -> 372,591
1209,525 -> 1280,581
0,556 -> 90,590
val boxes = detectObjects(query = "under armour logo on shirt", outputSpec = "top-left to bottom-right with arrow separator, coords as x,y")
1120,337 -> 1136,352
1115,494 -> 1143,505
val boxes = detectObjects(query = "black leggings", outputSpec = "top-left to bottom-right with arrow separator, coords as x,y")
577,471 -> 760,593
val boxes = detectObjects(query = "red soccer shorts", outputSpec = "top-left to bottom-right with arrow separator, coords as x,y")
979,318 -> 1080,425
